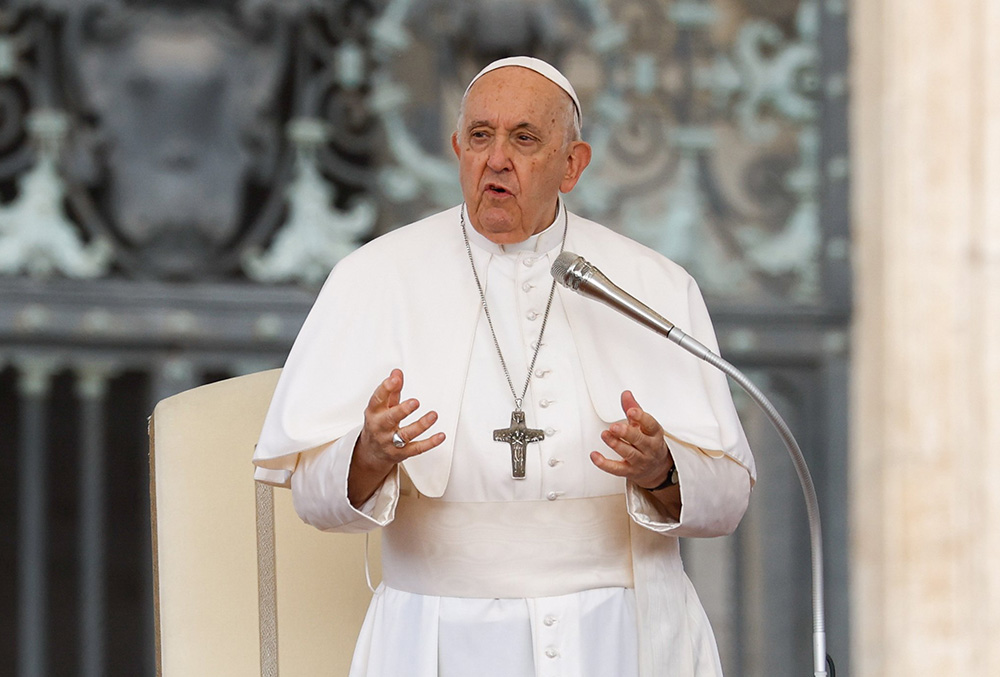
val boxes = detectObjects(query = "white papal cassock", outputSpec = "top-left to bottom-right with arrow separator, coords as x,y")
253,201 -> 756,676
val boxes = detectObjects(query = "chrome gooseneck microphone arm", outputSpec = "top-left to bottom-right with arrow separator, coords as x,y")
551,252 -> 829,677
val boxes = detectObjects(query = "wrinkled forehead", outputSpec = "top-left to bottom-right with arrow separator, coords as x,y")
463,67 -> 577,131
464,56 -> 582,129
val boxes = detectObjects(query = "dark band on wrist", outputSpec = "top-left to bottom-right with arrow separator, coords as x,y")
641,466 -> 678,492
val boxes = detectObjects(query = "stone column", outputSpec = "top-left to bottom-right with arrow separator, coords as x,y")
851,0 -> 1000,674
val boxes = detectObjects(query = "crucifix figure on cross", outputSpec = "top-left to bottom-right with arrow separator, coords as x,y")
493,410 -> 546,479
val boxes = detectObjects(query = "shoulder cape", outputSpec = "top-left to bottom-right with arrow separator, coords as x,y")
253,206 -> 755,494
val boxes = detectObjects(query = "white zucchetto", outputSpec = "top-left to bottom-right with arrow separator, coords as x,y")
464,56 -> 582,129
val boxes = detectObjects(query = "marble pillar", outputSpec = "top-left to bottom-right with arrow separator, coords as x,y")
851,0 -> 1000,674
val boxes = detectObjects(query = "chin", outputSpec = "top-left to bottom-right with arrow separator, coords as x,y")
489,233 -> 531,245
480,224 -> 531,244
475,214 -> 530,244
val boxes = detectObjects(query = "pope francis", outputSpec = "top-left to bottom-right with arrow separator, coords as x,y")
253,56 -> 756,677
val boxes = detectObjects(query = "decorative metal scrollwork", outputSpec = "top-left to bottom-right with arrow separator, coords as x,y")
0,0 -> 840,303
369,0 -> 832,305
242,117 -> 375,286
0,108 -> 112,277
0,0 -> 380,283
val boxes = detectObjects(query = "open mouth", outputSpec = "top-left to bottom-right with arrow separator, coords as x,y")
485,183 -> 512,196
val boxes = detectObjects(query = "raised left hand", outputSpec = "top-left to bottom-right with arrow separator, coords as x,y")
591,390 -> 674,489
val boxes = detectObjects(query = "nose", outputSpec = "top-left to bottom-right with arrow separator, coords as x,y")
486,137 -> 512,172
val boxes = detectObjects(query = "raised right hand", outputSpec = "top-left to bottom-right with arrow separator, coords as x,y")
348,369 -> 445,506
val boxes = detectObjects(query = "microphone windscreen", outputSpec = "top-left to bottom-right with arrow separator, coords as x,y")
550,251 -> 580,283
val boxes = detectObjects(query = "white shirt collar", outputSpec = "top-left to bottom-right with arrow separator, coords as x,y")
463,199 -> 567,256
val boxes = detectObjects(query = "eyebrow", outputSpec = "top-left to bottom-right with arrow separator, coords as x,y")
465,120 -> 546,137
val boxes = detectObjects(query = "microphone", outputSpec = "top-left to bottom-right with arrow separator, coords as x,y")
550,250 -> 831,677
551,251 -> 679,344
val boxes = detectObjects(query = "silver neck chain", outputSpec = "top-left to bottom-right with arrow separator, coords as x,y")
461,205 -> 568,412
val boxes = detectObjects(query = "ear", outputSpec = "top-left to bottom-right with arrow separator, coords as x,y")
559,140 -> 593,193
451,131 -> 461,160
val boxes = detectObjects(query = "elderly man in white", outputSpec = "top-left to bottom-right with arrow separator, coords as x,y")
253,56 -> 755,677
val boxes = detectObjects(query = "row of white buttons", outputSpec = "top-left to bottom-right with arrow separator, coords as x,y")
523,262 -> 540,328
543,613 -> 560,666
536,352 -> 559,484
523,254 -> 566,669
521,264 -> 565,505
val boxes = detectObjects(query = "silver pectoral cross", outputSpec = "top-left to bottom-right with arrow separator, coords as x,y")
493,410 -> 545,479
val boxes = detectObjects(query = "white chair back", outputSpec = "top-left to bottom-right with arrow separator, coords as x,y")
149,369 -> 378,676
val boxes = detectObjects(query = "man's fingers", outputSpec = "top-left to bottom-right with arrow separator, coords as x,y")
396,410 -> 439,446
625,407 -> 663,438
379,426 -> 446,463
601,428 -> 637,460
355,371 -> 446,486
396,431 -> 447,459
597,390 -> 674,486
594,443 -> 672,488
369,369 -> 404,410
607,418 -> 660,455
620,390 -> 663,437
590,451 -> 629,477
383,398 -> 420,429
374,406 -> 442,460
364,397 -> 418,445
620,389 -> 640,415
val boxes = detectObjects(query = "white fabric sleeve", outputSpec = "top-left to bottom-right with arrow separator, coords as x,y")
626,436 -> 751,539
254,464 -> 293,488
290,424 -> 401,534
